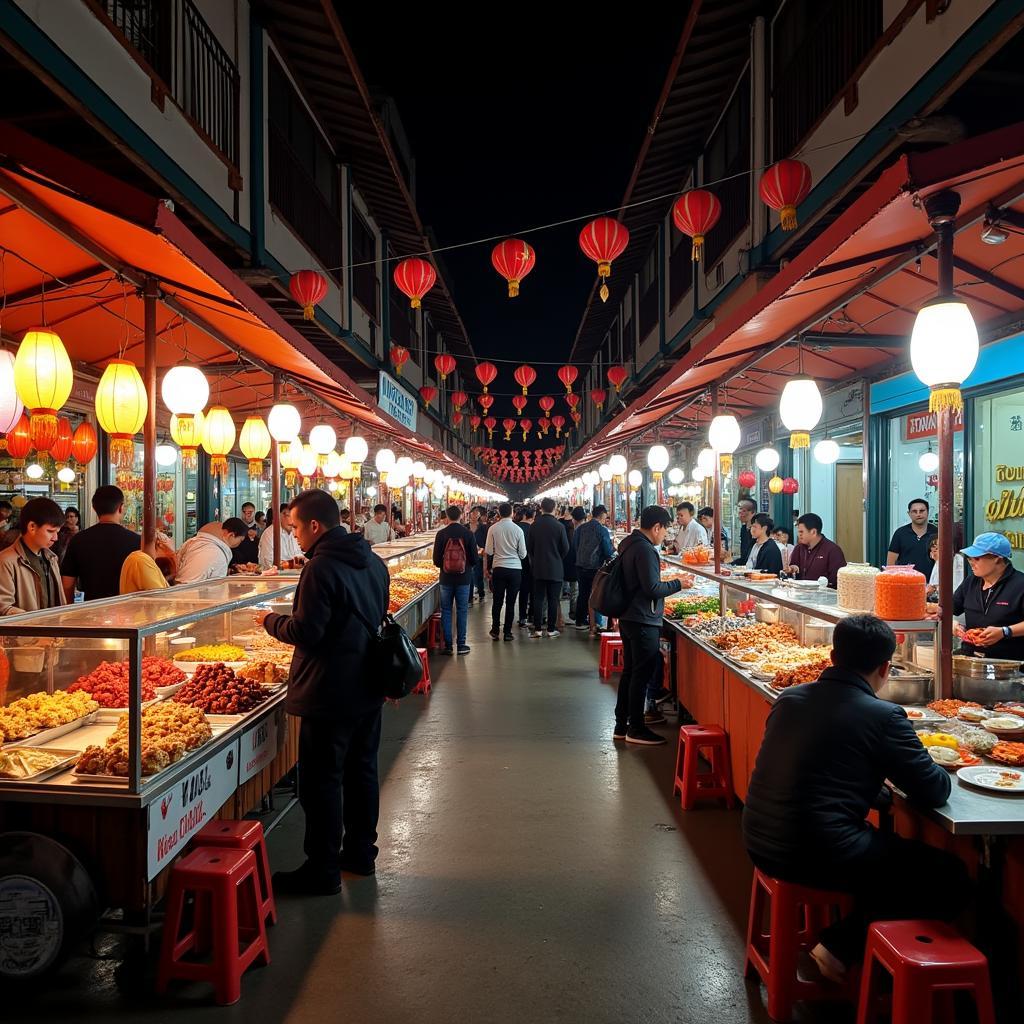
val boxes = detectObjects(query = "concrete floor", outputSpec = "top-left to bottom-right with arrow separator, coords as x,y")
9,600 -> 851,1023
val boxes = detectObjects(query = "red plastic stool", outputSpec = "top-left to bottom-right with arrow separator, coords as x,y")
412,648 -> 431,695
856,920 -> 995,1024
744,867 -> 854,1021
195,819 -> 276,925
426,612 -> 442,651
156,847 -> 269,1005
598,632 -> 623,678
672,724 -> 736,810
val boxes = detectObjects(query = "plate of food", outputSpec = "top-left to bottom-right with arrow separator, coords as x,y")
957,764 -> 1024,792
927,745 -> 981,769
987,741 -> 1024,767
982,715 -> 1024,736
958,706 -> 997,724
0,746 -> 80,781
902,706 -> 945,722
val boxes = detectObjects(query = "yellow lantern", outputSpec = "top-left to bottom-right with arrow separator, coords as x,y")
95,359 -> 147,470
14,327 -> 74,442
281,438 -> 302,489
201,405 -> 236,479
239,415 -> 271,480
171,409 -> 205,470
768,475 -> 784,495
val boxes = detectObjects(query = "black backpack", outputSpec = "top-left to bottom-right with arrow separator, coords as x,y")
590,554 -> 630,618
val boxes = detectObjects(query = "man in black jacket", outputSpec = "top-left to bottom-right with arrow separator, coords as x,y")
615,506 -> 684,745
743,614 -> 965,981
432,506 -> 478,655
527,497 -> 569,637
257,489 -> 390,895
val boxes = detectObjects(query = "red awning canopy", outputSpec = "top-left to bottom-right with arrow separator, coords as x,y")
566,122 -> 1024,466
0,125 -> 489,485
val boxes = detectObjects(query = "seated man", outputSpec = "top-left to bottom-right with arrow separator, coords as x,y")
742,614 -> 967,982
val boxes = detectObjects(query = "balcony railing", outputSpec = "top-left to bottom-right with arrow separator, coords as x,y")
702,167 -> 748,269
638,278 -> 660,344
669,238 -> 694,311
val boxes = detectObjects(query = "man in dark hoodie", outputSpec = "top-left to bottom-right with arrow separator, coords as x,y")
257,488 -> 390,895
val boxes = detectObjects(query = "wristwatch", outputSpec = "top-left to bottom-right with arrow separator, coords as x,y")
1003,626 -> 1012,639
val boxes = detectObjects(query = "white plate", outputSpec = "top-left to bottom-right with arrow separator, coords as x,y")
957,765 -> 1024,793
982,715 -> 1024,735
902,706 -> 945,723
154,681 -> 185,698
750,670 -> 776,682
788,579 -> 826,589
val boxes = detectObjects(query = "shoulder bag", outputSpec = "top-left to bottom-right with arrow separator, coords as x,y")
342,580 -> 423,699
590,553 -> 630,618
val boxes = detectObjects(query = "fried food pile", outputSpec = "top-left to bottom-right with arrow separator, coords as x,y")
0,691 -> 99,742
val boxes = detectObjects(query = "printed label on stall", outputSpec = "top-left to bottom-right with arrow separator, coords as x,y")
239,709 -> 282,785
147,741 -> 240,879
0,874 -> 62,977
903,408 -> 964,441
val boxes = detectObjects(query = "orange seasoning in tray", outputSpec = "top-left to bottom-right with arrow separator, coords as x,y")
874,565 -> 926,621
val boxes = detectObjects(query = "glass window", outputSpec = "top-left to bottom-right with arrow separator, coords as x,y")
973,384 -> 1024,570
804,425 -> 863,555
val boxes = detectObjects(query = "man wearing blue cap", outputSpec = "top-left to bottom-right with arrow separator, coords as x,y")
952,532 -> 1024,660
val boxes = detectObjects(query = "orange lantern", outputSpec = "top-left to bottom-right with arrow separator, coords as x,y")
71,421 -> 98,465
607,365 -> 628,392
578,217 -> 629,302
50,417 -> 73,467
390,344 -> 410,376
393,258 -> 437,309
590,387 -> 607,411
289,269 -> 328,320
491,238 -> 536,297
475,361 -> 498,394
433,353 -> 457,381
171,410 -> 204,470
5,412 -> 32,467
13,328 -> 73,447
200,405 -> 236,479
513,364 -> 537,396
239,415 -> 271,480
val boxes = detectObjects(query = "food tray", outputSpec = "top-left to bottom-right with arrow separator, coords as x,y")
901,706 -> 945,723
2,710 -> 100,750
0,747 -> 80,782
174,660 -> 248,675
154,682 -> 186,698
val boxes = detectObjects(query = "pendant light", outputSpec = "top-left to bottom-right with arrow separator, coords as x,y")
95,359 -> 148,469
918,450 -> 940,473
0,349 -> 24,436
813,438 -> 841,465
201,406 -> 236,479
910,298 -> 979,413
14,328 -> 74,446
281,438 -> 302,488
755,447 -> 780,473
647,445 -> 669,481
171,410 -> 205,470
268,402 -> 301,442
708,414 -> 741,474
239,415 -> 272,480
779,378 -> 822,449
344,435 -> 369,481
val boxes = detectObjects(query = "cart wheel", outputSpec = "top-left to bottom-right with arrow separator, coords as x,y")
0,831 -> 98,980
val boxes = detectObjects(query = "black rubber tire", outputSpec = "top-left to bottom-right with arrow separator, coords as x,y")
0,831 -> 99,980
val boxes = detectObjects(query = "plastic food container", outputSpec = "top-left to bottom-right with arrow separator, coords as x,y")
837,563 -> 880,613
875,565 -> 926,621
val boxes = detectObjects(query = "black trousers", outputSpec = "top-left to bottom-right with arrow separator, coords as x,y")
575,567 -> 596,626
490,566 -> 521,636
753,829 -> 970,967
532,578 -> 561,632
518,563 -> 533,622
298,707 -> 383,874
616,621 -> 661,731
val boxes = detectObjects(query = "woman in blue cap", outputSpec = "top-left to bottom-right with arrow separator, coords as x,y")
952,532 -> 1024,660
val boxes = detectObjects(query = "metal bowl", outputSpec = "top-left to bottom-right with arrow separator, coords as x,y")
953,672 -> 1024,706
952,655 -> 1023,679
877,675 -> 932,705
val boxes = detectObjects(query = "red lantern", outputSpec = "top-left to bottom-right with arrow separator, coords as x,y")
578,217 -> 629,302
393,257 -> 437,309
50,417 -> 73,465
477,394 -> 494,413
433,353 -> 456,381
737,470 -> 756,489
551,414 -> 566,438
538,417 -> 551,437
672,189 -> 722,262
571,412 -> 581,426
513,364 -> 537,396
470,415 -> 482,432
483,416 -> 497,440
453,411 -> 464,426
5,413 -> 32,466
71,420 -> 98,465
565,394 -> 579,411
475,361 -> 498,394
606,365 -> 628,392
538,395 -> 555,416
30,414 -> 58,454
557,366 -> 578,394
590,387 -> 607,411
451,390 -> 468,411
502,417 -> 516,440
759,159 -> 812,231
512,395 -> 527,415
390,344 -> 410,376
519,418 -> 532,441
491,238 -> 536,298
419,386 -> 437,407
289,269 -> 328,320
782,476 -> 800,495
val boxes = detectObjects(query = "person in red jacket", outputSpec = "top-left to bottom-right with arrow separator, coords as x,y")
785,512 -> 847,588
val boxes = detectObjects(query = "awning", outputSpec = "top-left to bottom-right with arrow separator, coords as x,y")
564,121 -> 1024,469
0,123 -> 490,485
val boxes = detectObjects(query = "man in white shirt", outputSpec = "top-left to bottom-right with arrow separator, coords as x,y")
362,504 -> 395,546
668,502 -> 709,553
176,519 -> 247,584
258,504 -> 304,569
484,502 -> 528,640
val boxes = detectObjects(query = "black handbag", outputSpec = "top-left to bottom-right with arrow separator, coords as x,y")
590,554 -> 629,618
348,605 -> 423,700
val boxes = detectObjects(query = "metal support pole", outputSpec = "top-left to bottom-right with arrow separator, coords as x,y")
272,375 -> 282,567
712,386 -> 722,576
142,278 -> 158,551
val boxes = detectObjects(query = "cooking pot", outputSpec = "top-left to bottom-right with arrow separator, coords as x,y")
952,655 -> 1024,704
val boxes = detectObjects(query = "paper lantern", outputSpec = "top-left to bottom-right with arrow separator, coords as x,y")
453,411 -> 464,427
71,420 -> 97,466
289,269 -> 328,320
590,387 -> 607,411
607,366 -> 628,392
433,353 -> 456,381
156,444 -> 177,467
628,469 -> 642,488
309,423 -> 336,456
281,438 -> 303,488
759,159 -> 812,231
419,385 -> 437,407
470,415 -> 482,432
672,189 -> 722,262
519,418 -> 532,441
755,448 -> 780,473
549,414 -> 565,438
0,349 -> 24,436
483,416 -> 497,440
537,417 -> 551,437
768,475 -> 784,495
910,298 -> 979,414
737,470 -> 756,489
96,359 -> 147,469
512,395 -> 527,415
344,435 -> 368,481
502,417 -> 516,440
475,361 -> 498,394
477,394 -> 494,413
267,402 -> 301,442
491,238 -> 536,297
5,412 -> 32,466
14,328 -> 73,444
539,396 -> 555,416
647,445 -> 669,478
918,451 -> 939,473
513,364 -> 537,396
50,417 -> 73,467
782,477 -> 800,495
239,415 -> 271,480
201,405 -> 236,479
814,439 -> 841,465
297,443 -> 319,484
609,454 -> 627,480
390,345 -> 410,377
565,394 -> 580,411
171,410 -> 204,469
556,365 -> 578,395
161,364 -> 209,418
393,258 -> 437,309
579,217 -> 629,302
451,390 -> 468,412
779,378 -> 823,449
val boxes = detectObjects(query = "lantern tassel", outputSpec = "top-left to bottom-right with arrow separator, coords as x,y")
691,234 -> 705,262
929,387 -> 963,414
789,431 -> 810,450
248,459 -> 264,480
302,302 -> 315,321
720,454 -> 733,476
780,204 -> 799,231
411,296 -> 421,309
181,448 -> 198,471
109,436 -> 135,470
285,469 -> 298,489
210,456 -> 228,479
508,280 -> 519,298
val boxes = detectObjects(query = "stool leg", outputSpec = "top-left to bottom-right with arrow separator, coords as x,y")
972,974 -> 998,1024
673,730 -> 685,799
213,875 -> 242,1006
744,874 -> 764,977
255,838 -> 276,926
765,886 -> 799,1021
855,950 -> 880,1024
156,877 -> 187,994
681,736 -> 699,811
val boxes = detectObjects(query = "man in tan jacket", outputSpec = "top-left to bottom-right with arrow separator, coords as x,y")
0,497 -> 67,615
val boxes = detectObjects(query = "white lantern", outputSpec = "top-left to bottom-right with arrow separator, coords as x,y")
779,378 -> 823,449
57,466 -> 76,485
692,466 -> 707,482
0,349 -> 24,434
910,298 -> 979,413
813,439 -> 841,465
609,454 -> 627,479
322,450 -> 344,479
598,463 -> 613,482
297,444 -> 319,480
696,447 -> 715,474
344,435 -> 369,465
309,423 -> 336,456
161,365 -> 209,416
374,447 -> 396,474
627,469 -> 642,488
668,467 -> 684,484
156,443 -> 178,467
395,456 -> 413,478
647,445 -> 669,477
26,462 -> 44,480
755,447 -> 781,473
918,451 -> 940,473
708,414 -> 741,454
411,460 -> 427,482
365,484 -> 378,498
267,403 -> 301,442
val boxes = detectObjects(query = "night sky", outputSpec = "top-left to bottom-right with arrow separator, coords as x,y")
340,7 -> 689,428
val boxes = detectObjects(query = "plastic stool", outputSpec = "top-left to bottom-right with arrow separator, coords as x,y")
598,632 -> 624,678
195,819 -> 276,925
156,847 -> 269,1005
426,612 -> 442,651
856,920 -> 995,1024
744,867 -> 854,1021
412,648 -> 431,695
672,724 -> 736,810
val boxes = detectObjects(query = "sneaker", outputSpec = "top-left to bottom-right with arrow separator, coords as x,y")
489,629 -> 499,641
518,620 -> 528,629
503,633 -> 514,641
442,647 -> 453,656
338,856 -> 376,877
625,727 -> 667,746
530,630 -> 544,639
654,690 -> 675,707
574,623 -> 590,631
272,862 -> 342,895
548,629 -> 561,638
457,645 -> 471,655
644,710 -> 666,726
613,724 -> 627,741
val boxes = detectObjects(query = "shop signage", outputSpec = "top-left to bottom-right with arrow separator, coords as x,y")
378,371 -> 418,432
823,382 -> 865,425
239,708 -> 282,785
986,465 -> 1024,552
147,741 -> 240,879
903,409 -> 964,441
742,424 -> 763,448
